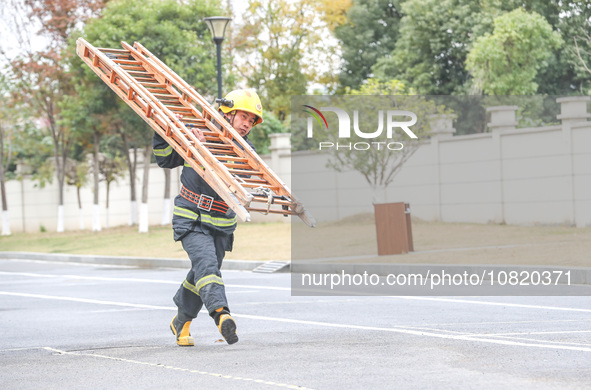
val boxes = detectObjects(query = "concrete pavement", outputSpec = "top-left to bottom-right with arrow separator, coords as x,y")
1,257 -> 590,389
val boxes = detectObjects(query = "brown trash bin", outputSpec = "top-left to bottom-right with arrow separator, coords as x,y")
374,202 -> 414,255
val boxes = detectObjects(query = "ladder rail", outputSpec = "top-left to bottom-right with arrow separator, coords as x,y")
76,38 -> 252,221
122,42 -> 252,207
76,38 -> 316,227
129,42 -> 300,209
116,42 -> 256,208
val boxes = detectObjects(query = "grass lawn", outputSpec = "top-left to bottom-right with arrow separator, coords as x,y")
0,222 -> 291,261
2,216 -> 590,266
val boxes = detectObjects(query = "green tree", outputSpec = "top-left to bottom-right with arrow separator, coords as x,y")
234,0 -> 338,120
6,0 -> 106,232
372,0 -> 501,94
334,0 -> 402,92
248,112 -> 287,155
371,0 -> 575,95
73,0 -> 222,231
558,1 -> 591,94
466,9 -> 562,95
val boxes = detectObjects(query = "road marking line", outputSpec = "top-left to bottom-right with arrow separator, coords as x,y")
3,291 -> 591,353
389,296 -> 591,313
0,291 -> 175,310
476,330 -> 591,336
0,258 -> 136,268
395,318 -> 591,327
232,313 -> 591,353
42,347 -> 314,390
467,334 -> 591,348
0,271 -> 291,291
5,270 -> 591,313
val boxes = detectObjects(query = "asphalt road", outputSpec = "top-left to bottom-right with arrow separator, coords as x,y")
1,258 -> 590,389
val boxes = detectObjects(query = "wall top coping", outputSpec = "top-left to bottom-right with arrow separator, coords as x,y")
486,105 -> 518,112
556,96 -> 591,103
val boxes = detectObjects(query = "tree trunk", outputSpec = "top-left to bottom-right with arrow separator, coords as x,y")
77,185 -> 84,230
105,180 -> 110,228
0,126 -> 10,235
138,144 -> 151,233
92,131 -> 101,231
121,132 -> 138,225
55,140 -> 65,233
161,168 -> 171,225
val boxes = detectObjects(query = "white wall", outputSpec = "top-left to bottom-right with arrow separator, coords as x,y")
292,97 -> 591,227
3,140 -> 290,233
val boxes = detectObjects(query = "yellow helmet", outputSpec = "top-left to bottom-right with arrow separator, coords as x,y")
219,89 -> 264,126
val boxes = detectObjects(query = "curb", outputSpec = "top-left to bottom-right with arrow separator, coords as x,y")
0,252 -> 267,271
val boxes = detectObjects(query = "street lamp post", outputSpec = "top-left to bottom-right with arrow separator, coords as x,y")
203,16 -> 232,99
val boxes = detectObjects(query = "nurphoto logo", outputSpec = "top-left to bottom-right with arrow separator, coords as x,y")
302,105 -> 418,151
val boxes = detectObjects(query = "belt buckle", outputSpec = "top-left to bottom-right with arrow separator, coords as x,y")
197,194 -> 214,212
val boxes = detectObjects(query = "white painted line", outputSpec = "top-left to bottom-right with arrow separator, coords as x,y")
0,291 -> 175,310
42,347 -> 316,390
468,334 -> 591,348
0,271 -> 291,291
0,258 -> 137,268
389,296 -> 591,313
396,318 -> 591,327
0,347 -> 45,352
479,330 -> 591,336
233,313 -> 591,353
3,271 -> 590,312
3,291 -> 591,353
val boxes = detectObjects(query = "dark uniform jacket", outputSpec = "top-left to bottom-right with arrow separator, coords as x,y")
152,131 -> 256,240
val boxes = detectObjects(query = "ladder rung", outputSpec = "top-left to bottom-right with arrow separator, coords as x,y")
243,183 -> 280,189
135,77 -> 157,82
141,82 -> 168,88
209,149 -> 235,155
120,65 -> 145,71
223,162 -> 253,169
240,177 -> 269,184
215,156 -> 247,162
212,151 -> 238,157
166,106 -> 192,111
251,194 -> 292,203
202,142 -> 233,149
182,117 -> 206,123
127,70 -> 151,75
98,48 -> 130,53
228,169 -> 264,176
152,93 -> 176,98
113,60 -> 141,65
246,207 -> 294,215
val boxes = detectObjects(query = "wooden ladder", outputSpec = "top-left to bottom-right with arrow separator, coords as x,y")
76,38 -> 315,227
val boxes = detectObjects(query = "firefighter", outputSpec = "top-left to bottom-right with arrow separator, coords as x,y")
153,89 -> 264,346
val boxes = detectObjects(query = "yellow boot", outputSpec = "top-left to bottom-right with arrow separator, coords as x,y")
170,315 -> 195,346
215,308 -> 238,345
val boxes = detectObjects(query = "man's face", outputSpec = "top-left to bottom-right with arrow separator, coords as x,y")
231,110 -> 257,137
